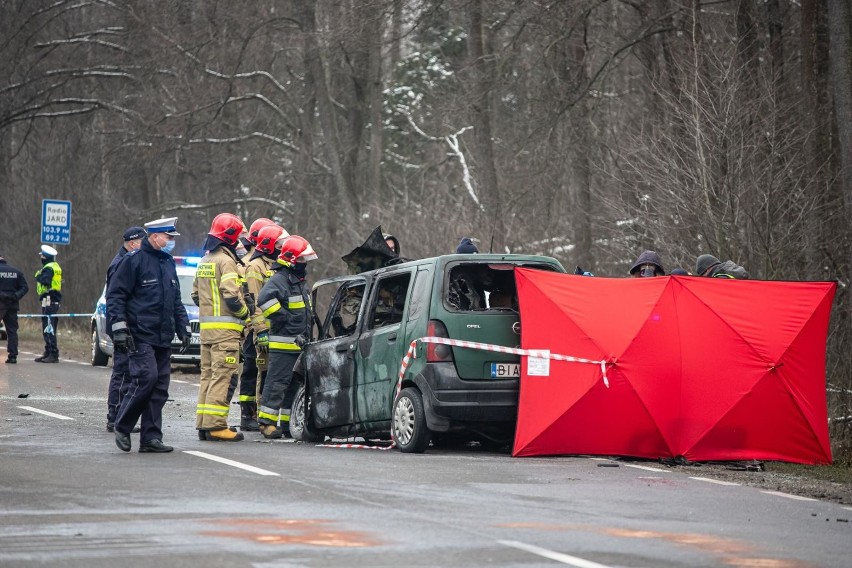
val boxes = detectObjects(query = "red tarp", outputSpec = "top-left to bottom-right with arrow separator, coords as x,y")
512,268 -> 836,463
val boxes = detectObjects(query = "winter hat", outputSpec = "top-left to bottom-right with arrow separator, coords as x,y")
456,237 -> 479,254
629,250 -> 664,275
122,226 -> 146,241
695,254 -> 722,276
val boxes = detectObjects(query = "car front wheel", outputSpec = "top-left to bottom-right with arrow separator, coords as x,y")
289,383 -> 324,443
393,387 -> 430,453
91,327 -> 109,366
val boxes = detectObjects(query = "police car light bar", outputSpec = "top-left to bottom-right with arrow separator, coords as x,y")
174,256 -> 202,266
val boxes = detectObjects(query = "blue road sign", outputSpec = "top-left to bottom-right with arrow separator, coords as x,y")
41,199 -> 72,245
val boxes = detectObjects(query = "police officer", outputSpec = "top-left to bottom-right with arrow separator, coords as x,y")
34,245 -> 62,363
193,213 -> 250,442
256,235 -> 316,439
241,223 -> 287,431
105,226 -> 146,432
107,217 -> 191,453
0,252 -> 29,364
226,218 -> 277,430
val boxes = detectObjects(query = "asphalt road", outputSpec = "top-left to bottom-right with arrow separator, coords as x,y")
1,345 -> 851,568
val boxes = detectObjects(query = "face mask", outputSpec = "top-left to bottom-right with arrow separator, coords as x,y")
160,239 -> 176,255
640,266 -> 656,277
292,262 -> 307,277
236,245 -> 248,259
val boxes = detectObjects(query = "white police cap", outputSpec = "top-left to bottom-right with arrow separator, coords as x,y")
144,217 -> 180,236
40,245 -> 59,257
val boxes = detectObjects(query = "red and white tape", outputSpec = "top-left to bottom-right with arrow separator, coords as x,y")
398,336 -> 610,389
318,336 -> 609,452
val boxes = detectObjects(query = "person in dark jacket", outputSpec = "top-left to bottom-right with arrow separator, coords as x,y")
695,254 -> 748,279
104,226 -> 146,432
107,217 -> 191,453
456,237 -> 479,254
0,252 -> 29,364
256,235 -> 316,439
34,245 -> 62,362
629,250 -> 666,277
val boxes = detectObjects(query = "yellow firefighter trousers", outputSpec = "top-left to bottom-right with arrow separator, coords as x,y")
197,339 -> 240,430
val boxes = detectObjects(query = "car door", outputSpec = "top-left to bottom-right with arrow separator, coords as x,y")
305,277 -> 365,430
355,270 -> 414,429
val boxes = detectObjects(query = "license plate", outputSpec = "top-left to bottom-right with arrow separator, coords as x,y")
490,362 -> 520,378
173,335 -> 201,344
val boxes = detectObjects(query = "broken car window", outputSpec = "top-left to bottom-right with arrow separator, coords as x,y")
368,273 -> 412,329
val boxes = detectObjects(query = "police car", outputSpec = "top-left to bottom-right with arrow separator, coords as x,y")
91,256 -> 201,366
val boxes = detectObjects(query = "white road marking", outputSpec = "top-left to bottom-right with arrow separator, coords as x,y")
16,406 -> 74,420
843,507 -> 852,512
499,540 -> 613,568
761,490 -> 817,501
587,457 -> 611,461
183,450 -> 280,477
623,464 -> 672,473
689,476 -> 740,486
171,379 -> 189,384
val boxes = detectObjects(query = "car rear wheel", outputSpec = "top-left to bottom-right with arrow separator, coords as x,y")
289,383 -> 324,443
393,387 -> 430,453
91,327 -> 109,367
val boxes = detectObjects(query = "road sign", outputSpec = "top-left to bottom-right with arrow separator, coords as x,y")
41,199 -> 72,245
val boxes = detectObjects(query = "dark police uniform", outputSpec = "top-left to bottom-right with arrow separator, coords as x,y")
107,238 -> 190,444
0,257 -> 29,363
256,263 -> 310,431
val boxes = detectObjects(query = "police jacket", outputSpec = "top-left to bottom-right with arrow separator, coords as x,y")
0,259 -> 29,310
104,246 -> 130,337
192,244 -> 249,345
106,238 -> 190,348
257,263 -> 310,352
244,252 -> 276,335
35,261 -> 62,302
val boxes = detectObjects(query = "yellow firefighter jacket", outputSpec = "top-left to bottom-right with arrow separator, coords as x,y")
244,253 -> 275,335
192,246 -> 249,344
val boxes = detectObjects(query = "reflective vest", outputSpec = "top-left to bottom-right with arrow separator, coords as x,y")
192,247 -> 248,344
35,262 -> 62,296
244,254 -> 275,335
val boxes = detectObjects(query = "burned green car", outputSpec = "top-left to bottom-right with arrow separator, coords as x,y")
288,254 -> 565,452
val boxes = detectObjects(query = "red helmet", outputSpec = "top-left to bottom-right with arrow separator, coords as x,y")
278,235 -> 318,266
248,218 -> 276,245
208,213 -> 245,246
254,225 -> 288,255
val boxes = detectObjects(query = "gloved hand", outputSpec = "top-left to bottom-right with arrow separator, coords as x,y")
243,291 -> 256,315
295,334 -> 307,348
255,331 -> 269,354
113,329 -> 135,353
179,335 -> 191,354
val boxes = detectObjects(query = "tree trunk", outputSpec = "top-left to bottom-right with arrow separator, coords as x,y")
467,0 -> 505,250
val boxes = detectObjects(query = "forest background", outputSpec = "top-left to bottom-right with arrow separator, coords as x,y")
1,0 -> 851,457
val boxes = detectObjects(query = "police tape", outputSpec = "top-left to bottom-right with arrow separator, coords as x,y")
316,336 -> 610,452
398,336 -> 610,389
16,313 -> 94,318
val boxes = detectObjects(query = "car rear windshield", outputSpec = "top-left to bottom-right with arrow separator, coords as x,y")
444,262 -> 556,312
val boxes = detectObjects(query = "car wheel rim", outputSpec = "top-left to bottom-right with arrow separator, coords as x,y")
394,396 -> 415,445
91,330 -> 97,359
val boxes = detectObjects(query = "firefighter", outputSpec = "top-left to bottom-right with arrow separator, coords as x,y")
193,213 -> 251,441
107,217 -> 191,453
236,220 -> 286,431
256,235 -> 316,439
34,245 -> 62,363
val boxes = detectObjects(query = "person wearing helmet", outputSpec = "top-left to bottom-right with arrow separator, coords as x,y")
237,223 -> 288,432
192,213 -> 251,442
34,245 -> 62,363
255,235 -> 317,439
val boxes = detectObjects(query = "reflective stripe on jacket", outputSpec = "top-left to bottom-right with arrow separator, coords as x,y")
256,266 -> 310,351
192,246 -> 248,344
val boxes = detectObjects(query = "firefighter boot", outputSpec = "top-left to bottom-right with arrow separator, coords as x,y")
260,424 -> 282,439
206,428 -> 245,442
240,402 -> 260,432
